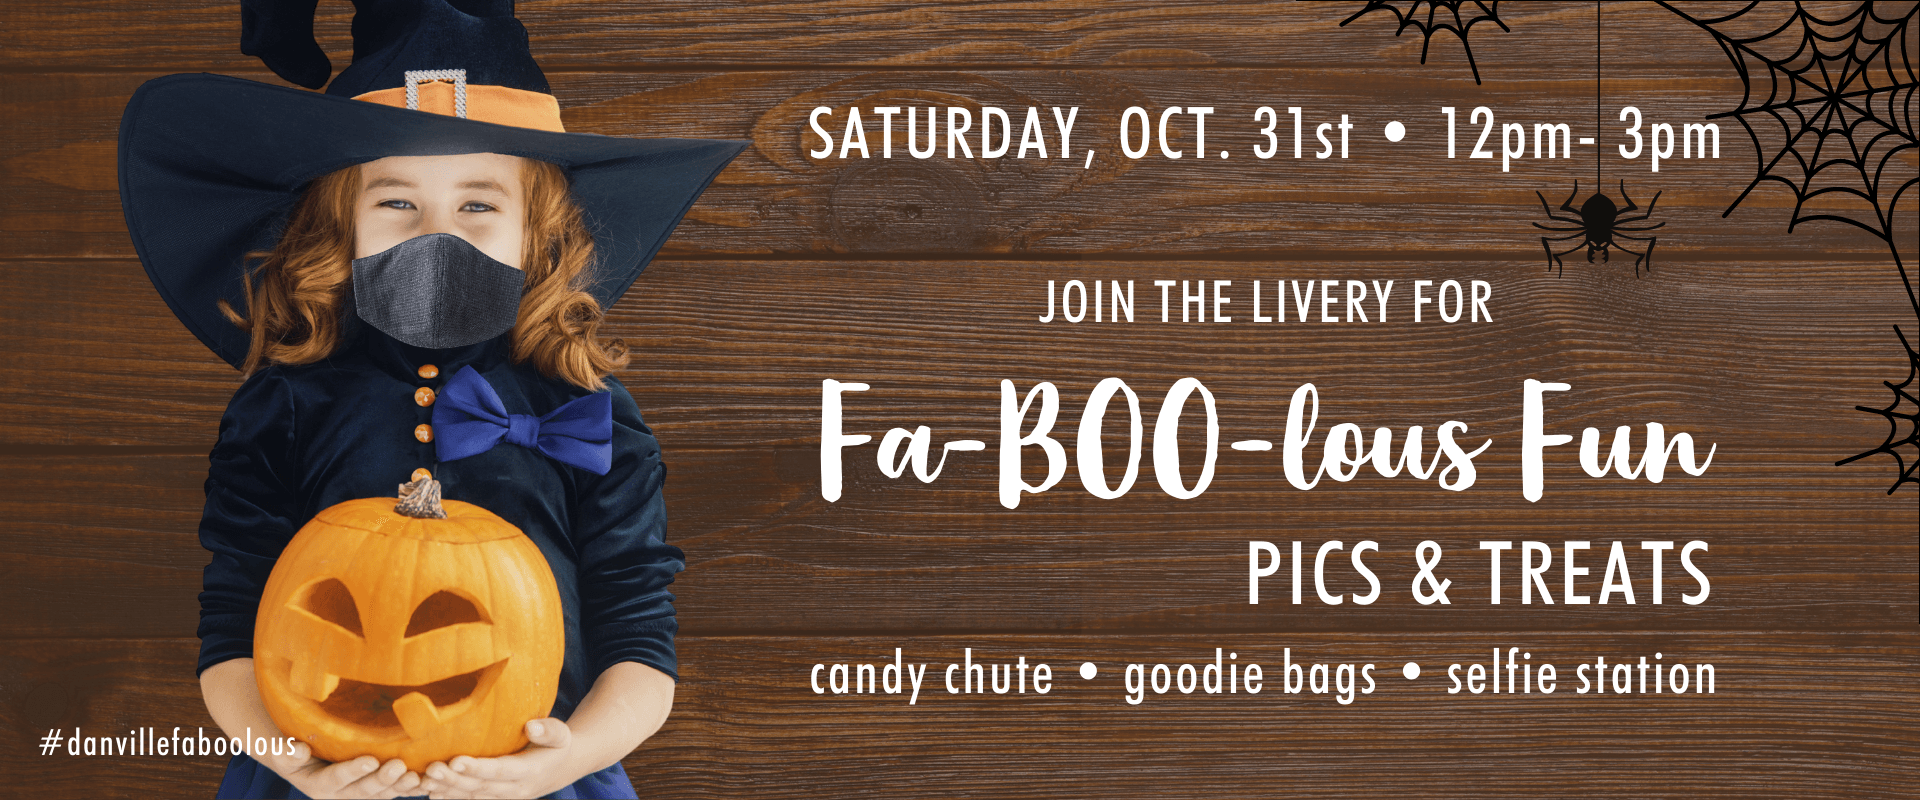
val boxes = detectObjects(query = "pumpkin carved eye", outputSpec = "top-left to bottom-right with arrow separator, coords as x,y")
299,578 -> 364,636
406,590 -> 489,637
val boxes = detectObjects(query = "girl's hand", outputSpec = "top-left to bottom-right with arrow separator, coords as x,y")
420,718 -> 575,799
256,741 -> 421,799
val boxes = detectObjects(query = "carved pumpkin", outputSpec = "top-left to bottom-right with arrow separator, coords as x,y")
254,478 -> 563,771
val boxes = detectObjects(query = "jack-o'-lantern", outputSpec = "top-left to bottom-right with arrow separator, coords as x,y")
254,478 -> 563,772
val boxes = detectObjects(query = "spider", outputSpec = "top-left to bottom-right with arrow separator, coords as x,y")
1533,179 -> 1664,276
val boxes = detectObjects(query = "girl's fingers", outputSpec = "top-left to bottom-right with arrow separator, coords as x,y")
425,761 -> 486,793
525,717 -> 571,749
375,759 -> 408,784
375,771 -> 423,799
320,755 -> 382,787
336,758 -> 408,797
258,748 -> 303,773
265,741 -> 317,774
449,754 -> 515,781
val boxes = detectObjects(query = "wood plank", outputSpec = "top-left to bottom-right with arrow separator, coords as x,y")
2,450 -> 1910,639
1,634 -> 1914,796
5,66 -> 1911,260
0,1 -> 1761,72
5,254 -> 1910,633
5,1 -> 1914,793
1,258 -> 1913,450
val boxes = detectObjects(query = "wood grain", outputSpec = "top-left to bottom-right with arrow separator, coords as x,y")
0,1 -> 1777,72
3,442 -> 1911,639
2,0 -> 1914,795
3,255 -> 1912,635
2,258 -> 1913,448
5,71 -> 1911,260
2,635 -> 1914,798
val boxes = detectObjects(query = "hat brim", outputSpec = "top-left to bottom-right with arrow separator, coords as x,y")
118,73 -> 748,368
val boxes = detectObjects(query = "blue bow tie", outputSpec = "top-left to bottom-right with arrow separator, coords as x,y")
432,366 -> 613,475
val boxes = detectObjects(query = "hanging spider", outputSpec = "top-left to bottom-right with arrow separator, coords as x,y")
1533,179 -> 1664,276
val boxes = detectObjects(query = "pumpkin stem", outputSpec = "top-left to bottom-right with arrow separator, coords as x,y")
395,476 -> 448,519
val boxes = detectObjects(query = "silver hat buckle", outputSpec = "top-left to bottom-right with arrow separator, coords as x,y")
403,69 -> 468,118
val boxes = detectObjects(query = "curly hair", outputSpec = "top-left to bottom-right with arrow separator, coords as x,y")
218,158 -> 629,390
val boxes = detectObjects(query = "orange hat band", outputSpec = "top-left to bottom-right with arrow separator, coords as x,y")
353,81 -> 566,133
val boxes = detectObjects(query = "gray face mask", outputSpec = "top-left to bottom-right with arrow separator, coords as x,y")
351,233 -> 525,349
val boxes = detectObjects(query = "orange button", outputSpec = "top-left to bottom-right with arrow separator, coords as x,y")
410,468 -> 433,482
415,386 -> 436,407
417,364 -> 439,380
414,424 -> 434,443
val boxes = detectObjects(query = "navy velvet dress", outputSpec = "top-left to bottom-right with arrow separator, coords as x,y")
197,323 -> 682,799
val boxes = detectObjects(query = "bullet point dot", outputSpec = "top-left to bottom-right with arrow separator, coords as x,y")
1079,662 -> 1098,680
1403,661 -> 1420,680
1220,150 -> 1230,158
1385,120 -> 1406,142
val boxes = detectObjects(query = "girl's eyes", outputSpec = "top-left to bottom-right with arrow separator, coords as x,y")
372,200 -> 498,212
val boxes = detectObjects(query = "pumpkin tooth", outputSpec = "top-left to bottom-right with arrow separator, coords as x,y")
391,691 -> 442,740
289,659 -> 339,703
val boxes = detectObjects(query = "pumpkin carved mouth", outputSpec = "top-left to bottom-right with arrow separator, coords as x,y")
254,479 -> 563,769
276,657 -> 509,741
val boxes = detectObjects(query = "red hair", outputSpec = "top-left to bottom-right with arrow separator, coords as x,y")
219,159 -> 628,390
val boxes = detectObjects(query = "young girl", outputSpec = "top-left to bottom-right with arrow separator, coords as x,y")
116,2 -> 745,797
197,152 -> 678,799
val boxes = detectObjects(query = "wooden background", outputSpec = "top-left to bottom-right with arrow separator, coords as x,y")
2,1 -> 1916,796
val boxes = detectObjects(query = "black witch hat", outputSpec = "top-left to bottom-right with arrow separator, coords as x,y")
119,0 -> 748,368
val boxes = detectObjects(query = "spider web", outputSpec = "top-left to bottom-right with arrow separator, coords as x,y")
1339,1 -> 1510,84
1836,327 -> 1920,494
1656,2 -> 1916,270
1659,1 -> 1918,493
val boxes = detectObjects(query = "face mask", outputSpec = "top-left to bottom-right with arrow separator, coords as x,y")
352,233 -> 525,349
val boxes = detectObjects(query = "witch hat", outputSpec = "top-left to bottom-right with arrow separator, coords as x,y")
119,0 -> 748,368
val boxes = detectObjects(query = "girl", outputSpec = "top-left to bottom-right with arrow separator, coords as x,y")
199,152 -> 675,799
117,2 -> 745,797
